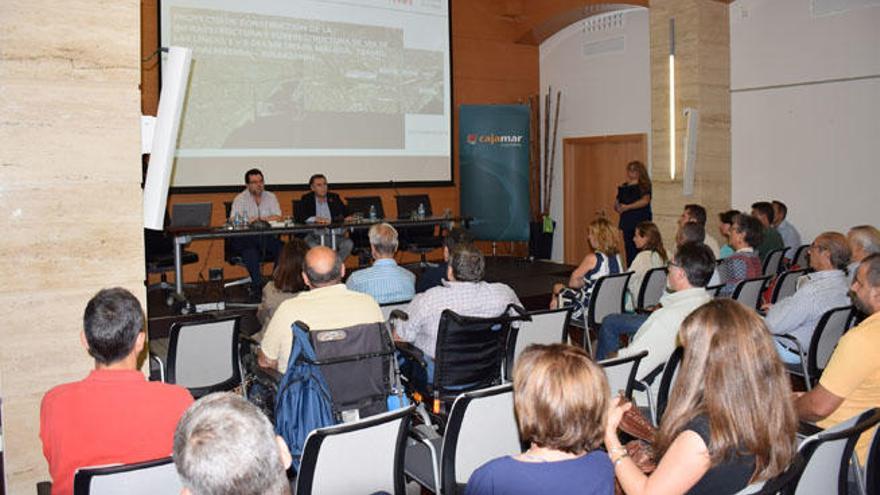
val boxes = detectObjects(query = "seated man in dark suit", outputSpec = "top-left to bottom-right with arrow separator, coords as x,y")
295,173 -> 353,260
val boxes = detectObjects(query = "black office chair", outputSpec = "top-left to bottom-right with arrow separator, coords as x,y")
144,230 -> 198,296
395,195 -> 444,265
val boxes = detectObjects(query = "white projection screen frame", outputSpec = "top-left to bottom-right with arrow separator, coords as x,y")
159,0 -> 452,190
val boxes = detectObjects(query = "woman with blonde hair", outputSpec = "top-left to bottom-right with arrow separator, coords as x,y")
551,217 -> 623,321
615,160 -> 653,264
605,299 -> 797,494
625,221 -> 668,310
466,344 -> 614,494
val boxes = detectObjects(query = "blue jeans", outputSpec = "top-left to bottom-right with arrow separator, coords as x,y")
229,235 -> 281,290
774,340 -> 803,365
596,313 -> 649,360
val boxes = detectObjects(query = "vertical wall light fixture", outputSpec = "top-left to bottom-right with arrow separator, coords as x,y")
669,18 -> 676,180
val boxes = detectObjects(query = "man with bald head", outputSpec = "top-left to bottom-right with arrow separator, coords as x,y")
258,246 -> 384,372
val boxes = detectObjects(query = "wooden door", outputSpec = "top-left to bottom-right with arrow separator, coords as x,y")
563,134 -> 647,265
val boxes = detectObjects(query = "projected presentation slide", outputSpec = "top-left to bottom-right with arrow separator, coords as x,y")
160,0 -> 451,188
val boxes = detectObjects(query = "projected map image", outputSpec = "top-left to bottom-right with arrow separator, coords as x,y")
171,7 -> 445,149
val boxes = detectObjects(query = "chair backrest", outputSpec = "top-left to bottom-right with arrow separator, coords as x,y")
433,306 -> 529,400
866,422 -> 880,495
292,199 -> 305,223
771,269 -> 808,304
790,244 -> 810,269
731,276 -> 771,311
806,305 -> 854,381
796,408 -> 880,495
296,405 -> 414,495
395,194 -> 432,219
308,321 -> 398,421
636,267 -> 668,311
346,196 -> 385,219
504,307 -> 571,380
440,384 -> 521,495
600,350 -> 648,400
587,272 -> 633,328
167,316 -> 241,398
763,248 -> 787,277
656,346 -> 684,424
706,283 -> 724,297
73,457 -> 181,495
380,301 -> 411,322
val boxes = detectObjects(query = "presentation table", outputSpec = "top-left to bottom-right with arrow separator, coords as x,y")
170,216 -> 468,303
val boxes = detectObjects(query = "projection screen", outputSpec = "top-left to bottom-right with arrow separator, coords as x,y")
159,0 -> 452,189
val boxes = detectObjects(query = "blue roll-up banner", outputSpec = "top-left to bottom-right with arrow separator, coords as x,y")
459,104 -> 530,242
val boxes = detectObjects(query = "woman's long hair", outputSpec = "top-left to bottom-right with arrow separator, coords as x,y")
588,218 -> 620,256
635,221 -> 668,262
627,160 -> 652,195
272,238 -> 308,293
655,299 -> 797,483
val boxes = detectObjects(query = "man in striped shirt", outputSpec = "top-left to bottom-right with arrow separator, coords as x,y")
346,223 -> 415,304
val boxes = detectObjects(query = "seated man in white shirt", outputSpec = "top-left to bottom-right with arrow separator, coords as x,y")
615,242 -> 715,383
229,168 -> 283,300
764,232 -> 851,364
392,243 -> 521,384
846,225 -> 880,284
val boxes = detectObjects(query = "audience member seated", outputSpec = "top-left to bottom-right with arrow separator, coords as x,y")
294,173 -> 354,261
40,288 -> 193,495
717,214 -> 764,297
415,227 -> 473,293
717,209 -> 740,259
259,246 -> 384,373
174,392 -> 292,495
675,221 -> 706,248
796,253 -> 880,463
551,217 -> 623,320
229,168 -> 283,301
609,244 -> 715,379
465,344 -> 613,495
771,200 -> 802,255
255,238 -> 308,339
624,221 -> 668,311
678,203 -> 720,258
346,222 -> 415,304
847,224 -> 880,283
606,299 -> 797,494
764,232 -> 851,364
751,201 -> 785,262
393,243 -> 521,381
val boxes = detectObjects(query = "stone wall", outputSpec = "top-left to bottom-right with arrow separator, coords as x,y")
650,0 -> 731,252
0,1 -> 144,491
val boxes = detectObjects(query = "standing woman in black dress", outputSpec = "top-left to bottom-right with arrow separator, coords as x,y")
615,161 -> 653,264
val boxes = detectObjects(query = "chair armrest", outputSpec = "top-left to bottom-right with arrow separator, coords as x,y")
389,309 -> 409,322
395,341 -> 427,368
774,334 -> 806,358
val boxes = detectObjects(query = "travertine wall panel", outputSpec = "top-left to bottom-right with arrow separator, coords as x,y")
650,0 -> 730,251
0,0 -> 143,491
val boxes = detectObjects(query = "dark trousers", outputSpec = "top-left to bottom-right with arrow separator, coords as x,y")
230,235 -> 282,291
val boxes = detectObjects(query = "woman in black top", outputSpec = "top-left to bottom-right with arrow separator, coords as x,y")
604,299 -> 798,495
615,161 -> 652,264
